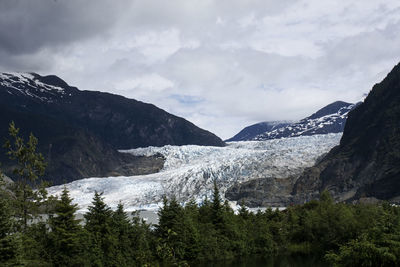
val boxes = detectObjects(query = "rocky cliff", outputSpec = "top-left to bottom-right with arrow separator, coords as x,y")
294,63 -> 400,203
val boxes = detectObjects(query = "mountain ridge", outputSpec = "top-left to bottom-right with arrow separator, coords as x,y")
227,100 -> 357,142
226,121 -> 292,142
0,72 -> 224,184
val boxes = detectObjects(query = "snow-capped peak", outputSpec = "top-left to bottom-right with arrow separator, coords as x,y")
0,72 -> 70,101
252,101 -> 357,141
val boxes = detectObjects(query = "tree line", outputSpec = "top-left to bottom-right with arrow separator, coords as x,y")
1,122 -> 400,266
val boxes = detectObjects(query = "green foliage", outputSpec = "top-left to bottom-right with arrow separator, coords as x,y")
238,200 -> 250,220
48,187 -> 85,266
326,203 -> 400,267
129,211 -> 156,266
0,178 -> 21,266
212,180 -> 223,227
4,121 -> 46,183
156,196 -> 197,265
4,121 -> 47,230
84,191 -> 118,267
326,235 -> 397,267
20,222 -> 52,266
2,135 -> 400,267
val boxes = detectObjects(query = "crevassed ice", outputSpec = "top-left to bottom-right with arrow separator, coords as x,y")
47,133 -> 341,212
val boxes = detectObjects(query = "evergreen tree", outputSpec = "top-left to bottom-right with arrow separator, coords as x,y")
0,175 -> 20,265
181,199 -> 200,261
3,121 -> 47,230
130,211 -> 155,265
198,195 -> 212,224
197,195 -> 219,260
48,186 -> 85,266
21,221 -> 51,266
238,200 -> 250,220
156,196 -> 185,264
112,202 -> 134,266
211,180 -> 224,228
184,198 -> 199,220
84,191 -> 117,266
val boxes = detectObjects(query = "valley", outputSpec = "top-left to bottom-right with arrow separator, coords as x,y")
47,133 -> 341,212
2,2 -> 400,265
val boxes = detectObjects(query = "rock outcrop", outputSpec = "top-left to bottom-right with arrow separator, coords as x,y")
294,63 -> 400,203
225,177 -> 294,207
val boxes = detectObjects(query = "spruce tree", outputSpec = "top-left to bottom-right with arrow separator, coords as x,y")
238,200 -> 250,220
157,196 -> 183,239
48,186 -> 84,266
3,121 -> 46,230
130,211 -> 154,265
112,202 -> 133,266
182,199 -> 201,261
84,191 -> 117,266
0,175 -> 20,265
156,196 -> 183,263
211,180 -> 224,228
198,195 -> 212,224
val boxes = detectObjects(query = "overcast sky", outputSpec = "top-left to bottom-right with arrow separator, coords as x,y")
1,0 -> 400,139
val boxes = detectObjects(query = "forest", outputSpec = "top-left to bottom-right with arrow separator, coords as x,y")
1,123 -> 400,267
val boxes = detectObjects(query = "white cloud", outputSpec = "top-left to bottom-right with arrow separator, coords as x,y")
110,28 -> 200,63
2,0 -> 400,139
113,74 -> 174,101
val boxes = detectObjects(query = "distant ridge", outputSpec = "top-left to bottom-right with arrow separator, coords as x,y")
226,121 -> 291,142
228,101 -> 357,142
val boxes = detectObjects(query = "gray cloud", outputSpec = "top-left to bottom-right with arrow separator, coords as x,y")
0,0 -> 127,54
1,0 -> 400,139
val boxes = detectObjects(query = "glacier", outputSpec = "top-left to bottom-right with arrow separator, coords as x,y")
47,133 -> 342,212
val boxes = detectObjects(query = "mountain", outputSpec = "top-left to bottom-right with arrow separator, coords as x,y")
254,101 -> 358,140
226,121 -> 291,142
228,101 -> 357,142
293,63 -> 400,203
0,72 -> 224,184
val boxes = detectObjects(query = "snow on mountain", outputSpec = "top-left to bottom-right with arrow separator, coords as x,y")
253,101 -> 357,140
226,121 -> 292,142
0,72 -> 70,101
47,133 -> 342,212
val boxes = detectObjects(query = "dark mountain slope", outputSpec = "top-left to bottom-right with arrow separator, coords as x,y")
0,99 -> 164,185
294,63 -> 400,202
64,90 -> 224,148
0,73 -> 224,148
